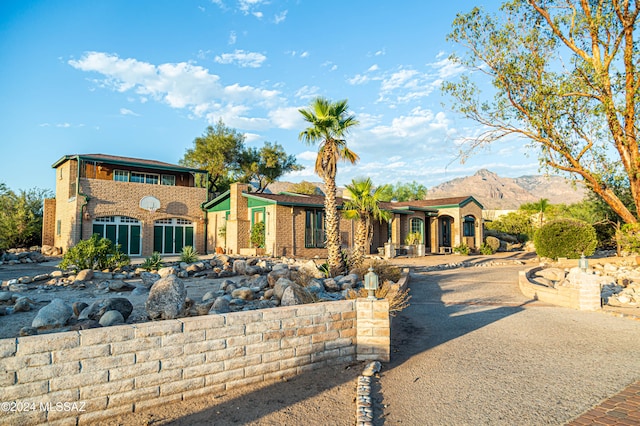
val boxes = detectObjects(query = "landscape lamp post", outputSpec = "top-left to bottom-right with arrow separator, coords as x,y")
364,267 -> 379,300
579,253 -> 589,272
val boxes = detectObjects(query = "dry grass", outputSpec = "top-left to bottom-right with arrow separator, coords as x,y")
346,259 -> 411,316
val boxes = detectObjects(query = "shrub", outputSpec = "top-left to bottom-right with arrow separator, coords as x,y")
405,232 -> 422,245
353,259 -> 402,285
617,223 -> 640,255
533,219 -> 597,259
485,211 -> 534,242
250,221 -> 265,248
454,242 -> 470,255
59,234 -> 130,272
479,243 -> 495,255
141,252 -> 163,271
179,245 -> 199,263
484,235 -> 501,252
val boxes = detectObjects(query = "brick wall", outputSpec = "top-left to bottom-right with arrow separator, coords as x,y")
0,299 -> 390,425
53,160 -> 80,252
41,199 -> 56,247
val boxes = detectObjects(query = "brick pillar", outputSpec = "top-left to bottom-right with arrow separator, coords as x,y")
578,272 -> 602,311
356,298 -> 390,362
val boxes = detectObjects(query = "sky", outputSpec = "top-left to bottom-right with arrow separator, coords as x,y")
0,0 -> 539,194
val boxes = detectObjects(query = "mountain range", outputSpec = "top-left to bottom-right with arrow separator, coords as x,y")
263,169 -> 588,211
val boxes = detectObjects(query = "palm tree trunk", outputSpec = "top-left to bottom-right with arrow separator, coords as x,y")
352,218 -> 368,269
323,176 -> 344,274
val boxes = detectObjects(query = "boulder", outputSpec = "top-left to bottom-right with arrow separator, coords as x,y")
99,310 -> 125,326
233,260 -> 247,275
157,267 -> 177,278
32,299 -> 73,328
231,287 -> 254,300
75,269 -> 94,282
79,297 -> 134,321
72,302 -> 88,317
323,278 -> 340,292
281,284 -> 315,306
146,275 -> 187,320
536,268 -> 566,282
274,277 -> 294,300
210,297 -> 231,314
13,297 -> 31,312
267,267 -> 291,287
485,236 -> 501,252
140,272 -> 161,287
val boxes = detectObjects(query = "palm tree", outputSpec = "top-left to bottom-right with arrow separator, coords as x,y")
343,178 -> 392,269
299,97 -> 360,274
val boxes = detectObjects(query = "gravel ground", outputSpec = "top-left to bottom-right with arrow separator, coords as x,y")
378,263 -> 640,425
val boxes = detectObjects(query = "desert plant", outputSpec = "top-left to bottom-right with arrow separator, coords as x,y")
345,280 -> 411,316
479,243 -> 495,255
59,234 -> 130,272
179,245 -> 199,263
353,259 -> 402,285
533,219 -> 597,259
485,211 -> 534,242
250,221 -> 265,248
454,242 -> 470,255
318,262 -> 331,279
141,251 -> 163,271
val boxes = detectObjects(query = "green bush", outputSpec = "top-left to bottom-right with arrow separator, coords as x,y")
141,252 -> 163,271
617,223 -> 640,255
250,221 -> 265,248
485,211 -> 534,242
454,242 -> 470,255
59,234 -> 130,272
479,243 -> 495,255
533,219 -> 597,259
179,245 -> 199,263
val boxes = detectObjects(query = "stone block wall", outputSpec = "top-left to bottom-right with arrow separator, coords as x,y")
519,267 -> 601,311
0,299 -> 374,425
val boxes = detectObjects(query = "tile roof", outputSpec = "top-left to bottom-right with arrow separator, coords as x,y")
245,192 -> 347,207
52,154 -> 207,173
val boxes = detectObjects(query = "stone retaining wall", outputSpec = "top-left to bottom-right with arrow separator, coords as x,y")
519,266 -> 601,311
0,298 -> 391,425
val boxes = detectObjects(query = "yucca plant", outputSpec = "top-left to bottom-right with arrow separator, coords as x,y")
141,251 -> 163,271
179,245 -> 199,263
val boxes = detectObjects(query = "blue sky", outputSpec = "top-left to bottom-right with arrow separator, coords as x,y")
0,0 -> 537,193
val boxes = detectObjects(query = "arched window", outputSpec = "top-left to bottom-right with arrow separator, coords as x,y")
409,218 -> 424,242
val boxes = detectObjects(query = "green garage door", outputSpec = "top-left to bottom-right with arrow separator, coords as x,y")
153,218 -> 194,254
92,216 -> 141,256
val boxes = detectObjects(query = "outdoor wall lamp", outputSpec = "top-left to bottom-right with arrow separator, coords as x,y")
364,267 -> 379,300
579,253 -> 589,272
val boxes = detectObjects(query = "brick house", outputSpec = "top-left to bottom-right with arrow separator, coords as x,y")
205,183 -> 484,257
43,154 -> 209,256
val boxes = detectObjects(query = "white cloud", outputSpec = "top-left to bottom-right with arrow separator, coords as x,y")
348,74 -> 369,85
429,56 -> 465,79
68,51 -> 285,132
375,49 -> 385,56
295,85 -> 319,100
377,68 -> 440,105
274,10 -> 287,24
297,151 -> 318,161
214,49 -> 267,68
299,51 -> 309,58
368,64 -> 379,72
252,11 -> 263,18
228,31 -> 237,45
268,107 -> 304,130
120,108 -> 140,116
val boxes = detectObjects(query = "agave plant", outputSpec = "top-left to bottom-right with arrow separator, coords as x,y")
179,245 -> 199,263
141,252 -> 163,271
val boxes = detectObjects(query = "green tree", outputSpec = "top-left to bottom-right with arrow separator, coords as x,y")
236,142 -> 303,193
0,185 -> 52,250
180,119 -> 245,194
289,181 -> 319,195
444,1 -> 640,224
379,181 -> 427,202
299,97 -> 360,274
342,178 -> 392,269
520,198 -> 550,227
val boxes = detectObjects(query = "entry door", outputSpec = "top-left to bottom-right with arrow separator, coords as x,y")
153,218 -> 194,254
440,217 -> 452,248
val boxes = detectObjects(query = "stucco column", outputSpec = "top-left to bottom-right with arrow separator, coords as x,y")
226,183 -> 251,255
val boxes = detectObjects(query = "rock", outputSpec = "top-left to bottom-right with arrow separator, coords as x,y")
210,297 -> 231,314
177,270 -> 189,278
245,265 -> 260,275
185,263 -> 201,274
280,284 -> 315,306
264,289 -> 274,299
202,291 -> 217,302
267,267 -> 290,287
72,302 -> 88,317
17,276 -> 32,284
32,274 -> 50,282
99,310 -> 125,326
79,298 -> 133,321
362,361 -> 382,377
274,277 -> 294,300
108,280 -> 134,292
146,275 -> 187,320
140,272 -> 161,287
0,292 -> 12,302
304,279 -> 325,294
536,268 -> 566,282
231,287 -> 254,300
250,275 -> 269,290
339,274 -> 359,290
233,260 -> 247,275
157,267 -> 177,278
75,269 -> 94,281
69,320 -> 101,330
192,301 -> 214,316
298,259 -> 324,279
19,327 -> 38,336
32,298 -> 73,328
13,297 -> 31,312
323,278 -> 340,292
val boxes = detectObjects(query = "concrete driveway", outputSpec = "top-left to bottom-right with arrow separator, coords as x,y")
378,258 -> 640,425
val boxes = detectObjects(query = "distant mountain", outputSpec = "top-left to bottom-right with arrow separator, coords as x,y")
426,169 -> 587,210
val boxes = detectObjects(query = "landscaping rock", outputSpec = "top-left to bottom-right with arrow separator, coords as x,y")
13,297 -> 31,312
99,310 -> 125,326
146,275 -> 187,320
75,269 -> 94,282
281,284 -> 315,306
32,298 -> 73,328
274,277 -> 294,300
210,297 -> 231,314
140,272 -> 161,287
231,287 -> 254,300
267,267 -> 290,287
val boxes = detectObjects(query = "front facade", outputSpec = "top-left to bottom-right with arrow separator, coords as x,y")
44,154 -> 209,257
205,183 -> 484,258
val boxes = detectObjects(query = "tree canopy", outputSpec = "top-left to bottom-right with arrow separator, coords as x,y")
236,142 -> 303,193
444,0 -> 640,224
0,183 -> 52,250
379,181 -> 427,202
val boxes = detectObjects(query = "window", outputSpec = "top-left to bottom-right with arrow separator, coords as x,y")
114,170 -> 129,182
161,174 -> 176,186
305,209 -> 325,248
463,216 -> 475,237
56,220 -> 61,236
130,171 -> 159,184
410,218 -> 424,243
130,172 -> 145,183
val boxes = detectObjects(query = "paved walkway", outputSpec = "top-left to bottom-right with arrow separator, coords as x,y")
380,254 -> 640,425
